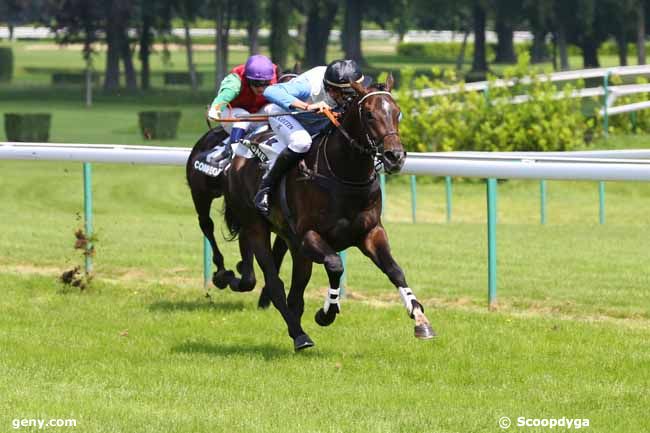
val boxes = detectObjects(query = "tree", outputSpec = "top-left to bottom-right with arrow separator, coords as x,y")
212,0 -> 234,88
173,0 -> 204,91
637,0 -> 647,65
46,0 -> 103,104
494,0 -> 522,64
523,0 -> 553,64
103,0 -> 136,92
269,0 -> 291,69
342,0 -> 364,65
471,0 -> 488,73
304,0 -> 338,68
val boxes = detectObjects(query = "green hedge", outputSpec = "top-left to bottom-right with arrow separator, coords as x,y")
397,42 -> 495,62
164,72 -> 204,86
4,113 -> 52,142
0,47 -> 13,82
395,54 -> 592,153
51,72 -> 100,86
138,111 -> 182,139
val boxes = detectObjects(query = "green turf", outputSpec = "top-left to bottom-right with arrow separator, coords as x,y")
2,40 -> 650,433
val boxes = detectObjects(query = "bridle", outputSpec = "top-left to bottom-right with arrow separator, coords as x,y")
324,90 -> 400,157
357,91 -> 400,156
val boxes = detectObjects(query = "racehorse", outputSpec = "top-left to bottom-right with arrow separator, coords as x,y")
185,72 -> 297,301
222,75 -> 436,350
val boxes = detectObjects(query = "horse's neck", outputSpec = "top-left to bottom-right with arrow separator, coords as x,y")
323,113 -> 374,183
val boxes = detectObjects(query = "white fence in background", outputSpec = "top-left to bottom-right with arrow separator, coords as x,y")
0,26 -> 531,43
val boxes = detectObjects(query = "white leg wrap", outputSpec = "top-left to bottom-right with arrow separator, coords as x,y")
399,287 -> 417,316
323,287 -> 341,314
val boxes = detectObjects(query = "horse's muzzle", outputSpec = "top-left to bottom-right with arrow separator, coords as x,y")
382,149 -> 406,174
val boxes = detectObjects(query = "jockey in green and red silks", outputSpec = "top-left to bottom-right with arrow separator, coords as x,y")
207,54 -> 279,164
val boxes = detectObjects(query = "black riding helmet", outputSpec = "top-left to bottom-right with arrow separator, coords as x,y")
323,59 -> 372,94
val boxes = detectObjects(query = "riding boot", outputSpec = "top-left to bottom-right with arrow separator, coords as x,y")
208,127 -> 244,164
254,147 -> 303,216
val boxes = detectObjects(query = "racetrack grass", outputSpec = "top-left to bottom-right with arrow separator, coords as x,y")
1,157 -> 650,432
0,270 -> 648,433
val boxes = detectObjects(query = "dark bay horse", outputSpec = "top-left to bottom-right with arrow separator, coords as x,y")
186,72 -> 297,301
222,75 -> 436,350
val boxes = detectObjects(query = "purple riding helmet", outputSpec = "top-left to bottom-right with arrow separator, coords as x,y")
244,55 -> 275,81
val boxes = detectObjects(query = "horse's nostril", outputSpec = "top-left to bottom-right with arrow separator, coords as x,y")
385,150 -> 404,163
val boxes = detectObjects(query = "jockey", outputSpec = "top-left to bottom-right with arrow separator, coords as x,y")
254,59 -> 370,216
207,54 -> 278,164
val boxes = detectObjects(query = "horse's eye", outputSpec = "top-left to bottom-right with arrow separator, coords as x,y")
366,111 -> 374,121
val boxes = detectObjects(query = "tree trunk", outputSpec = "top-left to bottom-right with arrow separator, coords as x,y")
342,0 -> 364,65
214,1 -> 231,90
531,31 -> 548,63
638,1 -> 646,65
304,0 -> 339,68
581,37 -> 600,68
183,17 -> 198,91
456,30 -> 470,70
103,1 -> 121,92
246,1 -> 260,55
270,0 -> 290,69
557,23 -> 569,70
471,1 -> 487,73
495,15 -> 516,63
616,31 -> 628,66
139,7 -> 152,91
120,31 -> 137,91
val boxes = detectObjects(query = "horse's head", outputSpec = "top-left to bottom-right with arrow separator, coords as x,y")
350,74 -> 405,174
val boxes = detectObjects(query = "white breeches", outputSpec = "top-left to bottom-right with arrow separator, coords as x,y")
209,106 -> 267,134
264,104 -> 312,154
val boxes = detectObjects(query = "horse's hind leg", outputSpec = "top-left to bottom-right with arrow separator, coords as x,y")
258,236 -> 288,309
228,232 -> 257,292
357,225 -> 436,340
299,230 -> 344,327
248,224 -> 313,351
191,191 -> 234,289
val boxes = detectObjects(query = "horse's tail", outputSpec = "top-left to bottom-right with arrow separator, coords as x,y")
222,192 -> 241,241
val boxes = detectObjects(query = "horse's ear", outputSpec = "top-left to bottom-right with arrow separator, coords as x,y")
385,73 -> 394,92
293,61 -> 301,74
350,79 -> 368,96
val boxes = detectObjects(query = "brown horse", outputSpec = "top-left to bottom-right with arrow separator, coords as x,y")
222,75 -> 436,350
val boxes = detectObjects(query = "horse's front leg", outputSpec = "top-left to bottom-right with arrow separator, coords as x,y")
357,225 -> 436,339
300,230 -> 343,327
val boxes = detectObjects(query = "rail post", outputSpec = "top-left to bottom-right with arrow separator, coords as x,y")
82,162 -> 93,275
540,179 -> 547,225
487,178 -> 498,310
410,175 -> 417,223
445,176 -> 452,223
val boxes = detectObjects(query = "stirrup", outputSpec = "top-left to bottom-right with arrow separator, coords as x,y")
254,187 -> 271,216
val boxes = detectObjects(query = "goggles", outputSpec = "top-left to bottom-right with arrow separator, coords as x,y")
248,79 -> 271,88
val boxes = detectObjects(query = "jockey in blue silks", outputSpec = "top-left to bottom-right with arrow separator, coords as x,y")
254,59 -> 371,216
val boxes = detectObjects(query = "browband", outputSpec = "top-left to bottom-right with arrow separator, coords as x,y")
324,75 -> 365,88
358,90 -> 393,104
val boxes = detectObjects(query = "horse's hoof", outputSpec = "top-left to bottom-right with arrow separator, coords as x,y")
212,269 -> 235,289
294,334 -> 315,351
314,307 -> 337,327
257,291 -> 271,309
414,324 -> 436,340
231,277 -> 255,292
